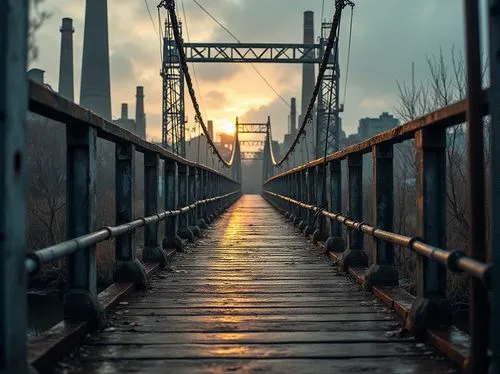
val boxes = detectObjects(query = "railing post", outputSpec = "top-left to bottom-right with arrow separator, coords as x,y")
313,164 -> 327,244
198,169 -> 208,228
143,152 -> 167,266
304,167 -> 316,236
298,170 -> 308,231
407,128 -> 451,335
188,166 -> 201,236
293,172 -> 302,226
205,172 -> 214,223
365,143 -> 398,290
64,126 -> 103,322
326,160 -> 345,252
489,0 -> 500,369
0,1 -> 30,370
177,164 -> 194,241
163,159 -> 183,251
340,154 -> 368,270
114,143 -> 147,285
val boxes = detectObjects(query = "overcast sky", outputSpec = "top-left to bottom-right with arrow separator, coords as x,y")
31,0 -> 484,143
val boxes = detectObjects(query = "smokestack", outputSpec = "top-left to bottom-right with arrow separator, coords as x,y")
27,68 -> 45,84
290,98 -> 297,136
80,0 -> 111,120
58,18 -> 74,101
207,120 -> 214,140
301,11 -> 315,119
135,86 -> 146,139
121,103 -> 128,120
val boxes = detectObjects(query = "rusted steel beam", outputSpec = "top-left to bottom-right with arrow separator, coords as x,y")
163,160 -> 182,251
0,0 -> 29,372
114,143 -> 147,286
264,94 -> 489,184
341,154 -> 368,270
464,0 -> 489,372
28,82 -> 237,183
63,124 -> 102,323
489,0 -> 500,369
365,143 -> 398,291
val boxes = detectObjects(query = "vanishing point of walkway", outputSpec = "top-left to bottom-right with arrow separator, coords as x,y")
57,195 -> 456,373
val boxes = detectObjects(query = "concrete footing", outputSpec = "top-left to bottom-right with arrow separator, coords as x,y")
189,225 -> 202,237
178,227 -> 195,242
304,225 -> 314,236
113,259 -> 147,287
406,297 -> 452,337
340,248 -> 368,271
143,246 -> 169,267
325,236 -> 345,252
364,264 -> 398,291
163,235 -> 184,252
63,290 -> 105,328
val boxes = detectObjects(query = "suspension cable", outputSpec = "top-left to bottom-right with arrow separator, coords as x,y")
266,0 -> 354,167
160,0 -> 238,167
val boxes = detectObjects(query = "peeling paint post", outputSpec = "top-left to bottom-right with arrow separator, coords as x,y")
188,166 -> 200,236
143,152 -> 166,266
64,123 -> 103,323
365,143 -> 398,291
408,128 -> 450,335
298,170 -> 308,231
340,154 -> 368,270
293,171 -> 302,225
114,143 -> 146,286
312,164 -> 326,243
0,0 -> 30,372
303,167 -> 315,236
163,159 -> 182,251
326,160 -> 344,252
489,0 -> 500,369
177,164 -> 193,241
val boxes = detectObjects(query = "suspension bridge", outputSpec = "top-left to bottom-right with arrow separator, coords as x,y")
1,0 -> 499,373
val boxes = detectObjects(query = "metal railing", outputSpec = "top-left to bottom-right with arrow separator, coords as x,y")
262,92 -> 493,372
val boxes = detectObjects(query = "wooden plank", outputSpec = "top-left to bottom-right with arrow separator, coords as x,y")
51,195 -> 454,372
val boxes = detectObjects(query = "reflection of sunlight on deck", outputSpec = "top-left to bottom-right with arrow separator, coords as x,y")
220,205 -> 245,248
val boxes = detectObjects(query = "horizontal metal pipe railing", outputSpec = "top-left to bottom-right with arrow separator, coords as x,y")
26,191 -> 239,275
264,190 -> 491,286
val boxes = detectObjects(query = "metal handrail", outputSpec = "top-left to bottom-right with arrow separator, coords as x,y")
26,191 -> 239,275
264,190 -> 491,286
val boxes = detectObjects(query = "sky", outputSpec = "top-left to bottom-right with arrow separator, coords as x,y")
30,0 -> 480,143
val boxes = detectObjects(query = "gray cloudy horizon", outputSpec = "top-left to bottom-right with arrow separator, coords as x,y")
31,1 -> 482,143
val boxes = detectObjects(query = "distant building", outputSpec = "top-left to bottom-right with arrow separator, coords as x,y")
342,112 -> 399,149
114,103 -> 136,133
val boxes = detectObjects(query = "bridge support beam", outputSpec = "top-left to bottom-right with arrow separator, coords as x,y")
177,164 -> 194,242
313,165 -> 328,244
188,167 -> 201,237
407,128 -> 451,336
325,160 -> 345,252
340,154 -> 368,270
64,125 -> 103,324
303,167 -> 316,236
364,144 -> 398,291
143,153 -> 168,266
163,160 -> 183,251
0,1 -> 30,371
114,143 -> 147,286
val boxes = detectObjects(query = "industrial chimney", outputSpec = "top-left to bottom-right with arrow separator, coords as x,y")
121,103 -> 128,120
80,0 -> 111,120
290,97 -> 297,136
301,11 -> 315,119
207,120 -> 214,140
135,86 -> 146,139
58,18 -> 74,101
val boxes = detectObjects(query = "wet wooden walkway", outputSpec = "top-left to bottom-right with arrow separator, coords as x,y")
58,195 -> 456,373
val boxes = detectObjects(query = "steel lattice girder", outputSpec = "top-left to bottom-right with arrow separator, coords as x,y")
237,123 -> 269,134
184,43 -> 321,63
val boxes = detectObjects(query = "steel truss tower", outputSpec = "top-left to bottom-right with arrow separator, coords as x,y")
162,13 -> 186,156
315,21 -> 342,158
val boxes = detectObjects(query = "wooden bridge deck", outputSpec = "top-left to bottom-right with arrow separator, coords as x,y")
58,195 -> 456,373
